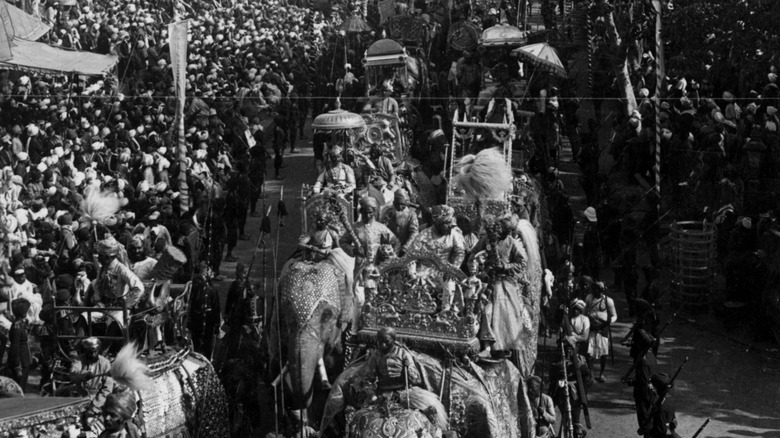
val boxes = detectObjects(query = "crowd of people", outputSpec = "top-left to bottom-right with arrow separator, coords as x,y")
0,0 -> 775,436
0,0 -> 337,397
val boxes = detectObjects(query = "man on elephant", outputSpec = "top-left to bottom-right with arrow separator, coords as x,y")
376,81 -> 399,116
406,205 -> 466,269
298,210 -> 342,263
58,337 -> 113,413
381,189 -> 419,254
363,327 -> 448,430
313,145 -> 356,197
298,210 -> 356,341
349,197 -> 402,269
470,215 -> 529,363
346,197 -> 400,335
77,236 -> 145,351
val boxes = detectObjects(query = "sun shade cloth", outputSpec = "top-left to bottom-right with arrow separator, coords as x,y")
0,38 -> 118,76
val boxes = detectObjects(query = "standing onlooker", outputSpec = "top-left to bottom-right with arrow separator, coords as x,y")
8,298 -> 32,389
585,282 -> 617,383
580,206 -> 602,279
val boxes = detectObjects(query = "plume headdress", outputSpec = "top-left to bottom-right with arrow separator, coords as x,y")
452,147 -> 512,201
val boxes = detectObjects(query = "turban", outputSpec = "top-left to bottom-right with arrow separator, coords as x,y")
103,392 -> 137,421
431,205 -> 456,225
359,196 -> 378,211
310,230 -> 334,249
569,299 -> 586,311
80,336 -> 101,350
393,188 -> 409,204
97,236 -> 120,256
11,298 -> 30,319
651,373 -> 671,390
584,207 -> 598,222
328,145 -> 343,156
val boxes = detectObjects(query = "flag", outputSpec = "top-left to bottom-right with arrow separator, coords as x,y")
169,19 -> 189,212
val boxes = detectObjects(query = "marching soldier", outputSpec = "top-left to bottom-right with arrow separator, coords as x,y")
188,262 -> 221,359
549,339 -> 590,434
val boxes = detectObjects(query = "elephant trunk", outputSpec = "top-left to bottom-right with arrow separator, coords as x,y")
284,326 -> 324,411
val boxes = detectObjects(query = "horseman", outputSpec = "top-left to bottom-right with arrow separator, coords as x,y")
313,145 -> 356,197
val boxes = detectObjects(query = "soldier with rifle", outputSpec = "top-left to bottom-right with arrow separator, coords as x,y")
222,262 -> 263,362
625,329 -> 656,437
644,371 -> 683,438
188,262 -> 221,359
550,333 -> 590,437
527,375 -> 556,438
552,297 -> 593,437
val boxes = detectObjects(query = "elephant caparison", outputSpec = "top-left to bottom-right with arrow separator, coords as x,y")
269,258 -> 354,416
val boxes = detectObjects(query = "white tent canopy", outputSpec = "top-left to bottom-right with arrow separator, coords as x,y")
0,1 -> 116,76
0,38 -> 118,76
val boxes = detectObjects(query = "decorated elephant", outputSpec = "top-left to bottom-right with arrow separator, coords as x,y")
266,254 -> 356,431
0,347 -> 229,438
320,350 -> 535,438
347,398 -> 441,438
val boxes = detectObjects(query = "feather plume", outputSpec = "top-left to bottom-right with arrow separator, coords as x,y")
79,186 -> 122,226
453,147 -> 512,200
111,342 -> 153,391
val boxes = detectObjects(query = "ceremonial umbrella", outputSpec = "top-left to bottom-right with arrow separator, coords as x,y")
339,15 -> 373,33
511,42 -> 567,78
312,98 -> 366,131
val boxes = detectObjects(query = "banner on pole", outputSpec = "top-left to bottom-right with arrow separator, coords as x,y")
169,20 -> 189,104
169,20 -> 190,212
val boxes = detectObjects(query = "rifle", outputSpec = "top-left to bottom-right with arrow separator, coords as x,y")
691,418 -> 710,438
559,336 -> 574,438
561,306 -> 591,429
640,356 -> 689,432
621,318 -> 673,382
607,296 -> 615,366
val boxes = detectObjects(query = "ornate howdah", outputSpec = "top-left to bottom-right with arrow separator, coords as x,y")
358,254 -> 479,354
448,193 -> 509,228
301,191 -> 354,238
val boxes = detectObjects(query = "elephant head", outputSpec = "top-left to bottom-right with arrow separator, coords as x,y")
321,350 -> 535,438
348,399 -> 441,438
270,259 -> 354,412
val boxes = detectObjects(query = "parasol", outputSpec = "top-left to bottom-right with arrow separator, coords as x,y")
512,42 -> 567,78
339,15 -> 373,33
312,98 -> 366,131
480,24 -> 525,48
